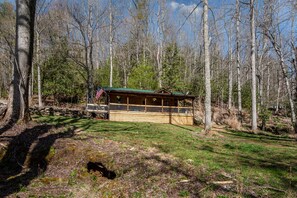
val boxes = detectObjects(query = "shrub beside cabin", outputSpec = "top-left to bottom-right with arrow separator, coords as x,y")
87,88 -> 195,125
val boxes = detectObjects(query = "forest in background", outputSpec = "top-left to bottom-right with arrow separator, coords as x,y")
0,0 -> 297,131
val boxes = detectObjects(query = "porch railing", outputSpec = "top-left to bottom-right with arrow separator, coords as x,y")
86,104 -> 108,113
109,103 -> 193,115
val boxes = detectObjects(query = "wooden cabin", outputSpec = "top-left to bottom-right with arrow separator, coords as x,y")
87,87 -> 195,125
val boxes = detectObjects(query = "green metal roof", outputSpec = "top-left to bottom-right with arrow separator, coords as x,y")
102,87 -> 194,98
103,87 -> 155,94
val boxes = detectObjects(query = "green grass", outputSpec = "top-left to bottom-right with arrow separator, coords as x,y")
34,115 -> 297,197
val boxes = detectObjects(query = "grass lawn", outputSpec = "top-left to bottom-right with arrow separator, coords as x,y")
34,115 -> 297,197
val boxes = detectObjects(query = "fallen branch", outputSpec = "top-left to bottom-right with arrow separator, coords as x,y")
179,179 -> 190,183
209,181 -> 234,185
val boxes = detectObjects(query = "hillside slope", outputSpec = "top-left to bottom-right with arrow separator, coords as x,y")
0,116 -> 296,197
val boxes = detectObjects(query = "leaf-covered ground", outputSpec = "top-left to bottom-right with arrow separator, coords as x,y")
0,115 -> 296,197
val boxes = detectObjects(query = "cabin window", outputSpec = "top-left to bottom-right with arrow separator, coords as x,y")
116,96 -> 121,103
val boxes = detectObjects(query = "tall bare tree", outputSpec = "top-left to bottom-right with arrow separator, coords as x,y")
67,0 -> 103,103
3,0 -> 36,123
203,0 -> 212,132
261,0 -> 297,132
227,21 -> 233,110
236,0 -> 242,118
109,0 -> 114,87
250,0 -> 257,131
34,0 -> 52,108
156,0 -> 166,88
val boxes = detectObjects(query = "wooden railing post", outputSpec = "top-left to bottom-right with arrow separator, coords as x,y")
127,96 -> 129,111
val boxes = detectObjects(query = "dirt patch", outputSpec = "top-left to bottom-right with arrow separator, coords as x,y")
0,123 -> 207,197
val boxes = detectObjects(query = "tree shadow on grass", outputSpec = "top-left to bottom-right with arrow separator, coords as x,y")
0,124 -> 75,197
37,115 -> 143,134
171,124 -> 195,132
123,153 -> 258,197
122,154 -> 203,197
222,129 -> 296,142
205,145 -> 297,195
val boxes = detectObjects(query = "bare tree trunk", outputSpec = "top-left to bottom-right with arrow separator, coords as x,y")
94,32 -> 100,69
258,37 -> 268,107
266,30 -> 297,130
136,40 -> 139,64
291,15 -> 297,131
276,70 -> 281,113
4,0 -> 36,123
258,64 -> 263,108
250,0 -> 257,131
124,51 -> 130,88
236,0 -> 242,117
143,34 -> 146,63
29,61 -> 33,105
109,0 -> 113,87
203,0 -> 212,132
279,48 -> 296,128
157,0 -> 165,88
36,30 -> 42,108
295,45 -> 297,117
67,1 -> 99,104
88,44 -> 94,104
228,24 -> 233,110
266,66 -> 270,108
123,63 -> 127,88
157,43 -> 162,88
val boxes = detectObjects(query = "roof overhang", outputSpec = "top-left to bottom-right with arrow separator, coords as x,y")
102,87 -> 196,99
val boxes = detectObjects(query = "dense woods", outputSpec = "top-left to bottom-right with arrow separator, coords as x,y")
0,0 -> 297,131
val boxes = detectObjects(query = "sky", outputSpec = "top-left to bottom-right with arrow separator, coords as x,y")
0,0 -> 232,51
2,0 -> 295,52
166,0 -> 229,49
172,0 -> 227,8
